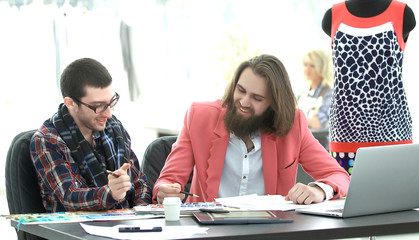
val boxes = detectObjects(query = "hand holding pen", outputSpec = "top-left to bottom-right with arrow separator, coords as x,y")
157,183 -> 199,203
107,163 -> 132,201
180,190 -> 199,198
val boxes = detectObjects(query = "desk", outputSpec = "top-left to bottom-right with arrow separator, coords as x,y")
10,210 -> 419,240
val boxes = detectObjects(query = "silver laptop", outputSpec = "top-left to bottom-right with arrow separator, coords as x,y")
296,143 -> 419,218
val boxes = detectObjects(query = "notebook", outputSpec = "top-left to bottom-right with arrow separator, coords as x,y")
193,210 -> 293,224
296,143 -> 419,218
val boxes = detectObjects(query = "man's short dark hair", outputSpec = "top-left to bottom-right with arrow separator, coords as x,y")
60,58 -> 112,100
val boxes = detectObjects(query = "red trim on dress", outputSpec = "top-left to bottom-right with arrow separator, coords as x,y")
329,140 -> 413,153
331,0 -> 406,51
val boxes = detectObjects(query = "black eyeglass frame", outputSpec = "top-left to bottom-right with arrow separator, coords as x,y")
72,92 -> 120,114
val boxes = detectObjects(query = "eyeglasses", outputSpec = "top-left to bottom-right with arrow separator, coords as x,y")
72,92 -> 120,114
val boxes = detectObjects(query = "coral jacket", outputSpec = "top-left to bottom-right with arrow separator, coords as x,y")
153,100 -> 350,203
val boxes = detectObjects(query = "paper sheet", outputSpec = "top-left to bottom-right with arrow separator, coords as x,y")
80,223 -> 209,240
215,194 -> 330,211
296,198 -> 346,210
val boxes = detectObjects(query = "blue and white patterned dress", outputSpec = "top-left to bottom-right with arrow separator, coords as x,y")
329,1 -> 413,174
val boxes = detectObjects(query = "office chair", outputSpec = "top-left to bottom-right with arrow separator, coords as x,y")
141,136 -> 192,197
5,130 -> 46,240
296,164 -> 314,185
310,128 -> 330,151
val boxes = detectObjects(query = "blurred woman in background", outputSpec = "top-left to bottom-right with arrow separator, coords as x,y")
297,49 -> 333,130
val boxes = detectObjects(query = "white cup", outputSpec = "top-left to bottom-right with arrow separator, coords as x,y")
163,197 -> 181,221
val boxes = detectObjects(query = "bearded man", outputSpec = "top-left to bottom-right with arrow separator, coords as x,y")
154,54 -> 349,205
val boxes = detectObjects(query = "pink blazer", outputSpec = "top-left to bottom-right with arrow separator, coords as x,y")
153,100 -> 350,203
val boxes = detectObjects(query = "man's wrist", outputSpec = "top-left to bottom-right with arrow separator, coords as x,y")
308,182 -> 333,200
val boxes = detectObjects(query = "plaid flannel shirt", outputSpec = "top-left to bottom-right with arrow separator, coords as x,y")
30,118 -> 152,212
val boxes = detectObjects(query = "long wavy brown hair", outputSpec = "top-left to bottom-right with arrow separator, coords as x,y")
222,54 -> 297,136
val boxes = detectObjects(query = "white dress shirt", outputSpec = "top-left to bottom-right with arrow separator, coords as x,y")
218,132 -> 334,200
218,132 -> 265,198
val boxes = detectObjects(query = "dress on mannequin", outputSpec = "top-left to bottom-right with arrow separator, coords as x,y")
321,0 -> 416,174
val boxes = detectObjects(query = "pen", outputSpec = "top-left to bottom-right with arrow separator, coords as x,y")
106,170 -> 120,177
119,226 -> 162,232
180,190 -> 199,198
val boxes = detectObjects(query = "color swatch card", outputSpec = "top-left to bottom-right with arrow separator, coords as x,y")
5,209 -> 158,225
134,202 -> 228,215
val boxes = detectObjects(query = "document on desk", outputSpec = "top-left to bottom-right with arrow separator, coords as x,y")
215,194 -> 310,211
80,223 -> 209,240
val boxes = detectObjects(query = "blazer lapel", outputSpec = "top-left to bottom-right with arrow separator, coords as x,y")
205,108 -> 229,201
261,134 -> 278,195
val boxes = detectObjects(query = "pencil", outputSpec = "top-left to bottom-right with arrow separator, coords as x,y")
180,190 -> 199,198
106,170 -> 120,177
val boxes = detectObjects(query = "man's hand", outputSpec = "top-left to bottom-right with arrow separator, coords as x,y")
156,183 -> 185,203
285,183 -> 326,204
108,163 -> 132,202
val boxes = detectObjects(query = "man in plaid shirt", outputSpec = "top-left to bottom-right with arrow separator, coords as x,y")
30,58 -> 151,212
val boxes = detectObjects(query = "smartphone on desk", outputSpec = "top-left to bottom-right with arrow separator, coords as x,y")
119,226 -> 162,232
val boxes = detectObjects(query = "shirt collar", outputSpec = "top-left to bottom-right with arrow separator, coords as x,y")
229,131 -> 262,152
92,131 -> 101,140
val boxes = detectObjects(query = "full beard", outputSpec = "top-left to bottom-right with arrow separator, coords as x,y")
224,102 -> 274,139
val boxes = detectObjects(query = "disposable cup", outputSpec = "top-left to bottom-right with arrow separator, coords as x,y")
163,197 -> 181,221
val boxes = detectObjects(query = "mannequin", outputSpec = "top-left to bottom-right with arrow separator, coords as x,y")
322,0 -> 416,174
322,0 -> 416,41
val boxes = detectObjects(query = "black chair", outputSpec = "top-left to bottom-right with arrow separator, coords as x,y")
141,136 -> 192,199
310,128 -> 329,151
5,130 -> 46,240
296,164 -> 314,185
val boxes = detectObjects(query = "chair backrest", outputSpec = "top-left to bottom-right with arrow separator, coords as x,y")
141,136 -> 192,194
296,164 -> 314,185
5,130 -> 46,240
310,128 -> 329,151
